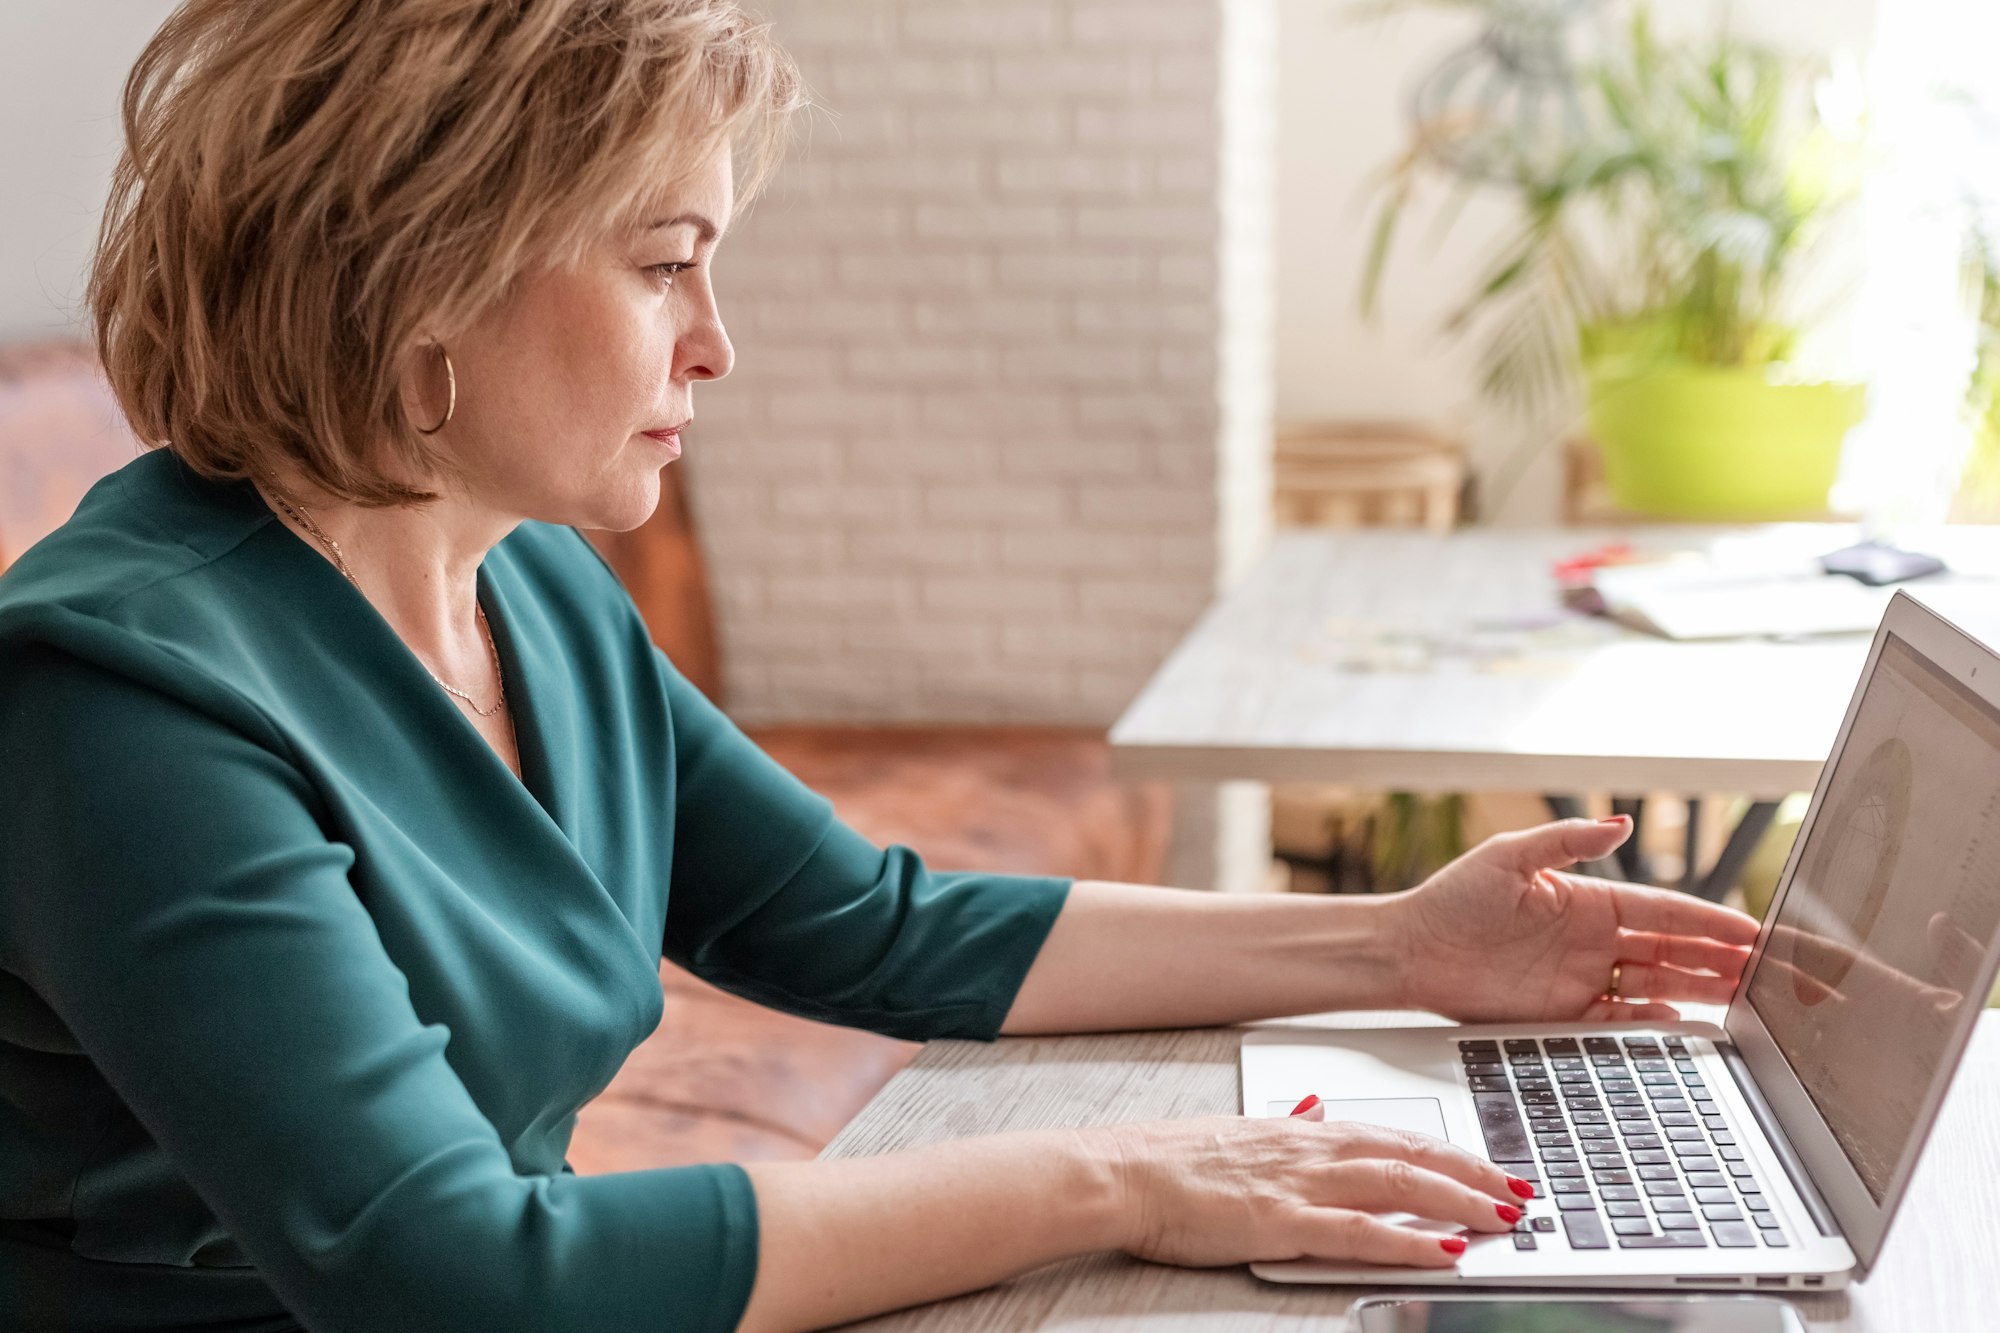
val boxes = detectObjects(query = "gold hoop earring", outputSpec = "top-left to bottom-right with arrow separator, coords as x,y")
415,344 -> 457,436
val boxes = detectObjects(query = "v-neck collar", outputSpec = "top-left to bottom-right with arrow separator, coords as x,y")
476,563 -> 563,827
235,480 -> 567,830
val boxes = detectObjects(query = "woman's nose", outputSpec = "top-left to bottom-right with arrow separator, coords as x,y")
677,306 -> 734,383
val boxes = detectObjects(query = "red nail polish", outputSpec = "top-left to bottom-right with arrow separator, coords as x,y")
1507,1175 -> 1535,1199
1289,1094 -> 1320,1116
1496,1203 -> 1522,1224
1599,814 -> 1630,825
1439,1236 -> 1468,1256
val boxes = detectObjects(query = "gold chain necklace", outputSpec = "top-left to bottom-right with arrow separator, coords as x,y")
263,486 -> 510,719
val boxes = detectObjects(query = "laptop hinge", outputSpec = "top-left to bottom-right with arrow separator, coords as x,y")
1715,1040 -> 1840,1238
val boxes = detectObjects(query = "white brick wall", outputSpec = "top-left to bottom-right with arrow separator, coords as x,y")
689,0 -> 1275,725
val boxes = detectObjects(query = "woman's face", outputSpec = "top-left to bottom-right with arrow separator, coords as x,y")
427,147 -> 736,533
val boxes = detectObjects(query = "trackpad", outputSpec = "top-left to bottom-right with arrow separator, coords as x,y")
1263,1096 -> 1448,1138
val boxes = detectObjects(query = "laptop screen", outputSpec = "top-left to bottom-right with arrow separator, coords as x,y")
1744,631 -> 2000,1202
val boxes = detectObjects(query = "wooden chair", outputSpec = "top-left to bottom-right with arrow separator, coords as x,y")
1273,421 -> 1465,534
0,338 -> 1173,1172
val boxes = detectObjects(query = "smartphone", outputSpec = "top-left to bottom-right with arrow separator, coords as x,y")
1350,1293 -> 1808,1333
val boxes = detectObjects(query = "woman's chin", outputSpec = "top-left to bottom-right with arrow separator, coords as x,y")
580,475 -> 665,533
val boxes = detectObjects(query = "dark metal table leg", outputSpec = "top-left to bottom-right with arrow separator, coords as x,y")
1696,800 -> 1781,904
1681,797 -> 1704,895
1611,796 -> 1649,881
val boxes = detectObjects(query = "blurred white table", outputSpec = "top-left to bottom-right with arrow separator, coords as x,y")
1109,525 -> 2000,798
827,1012 -> 2000,1332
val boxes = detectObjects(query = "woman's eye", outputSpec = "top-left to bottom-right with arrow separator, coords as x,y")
648,261 -> 696,286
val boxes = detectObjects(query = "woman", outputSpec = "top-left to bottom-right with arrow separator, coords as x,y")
0,1 -> 1758,1330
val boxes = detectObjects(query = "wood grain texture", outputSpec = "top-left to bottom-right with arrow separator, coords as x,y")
825,1014 -> 2000,1332
1110,528 -> 2000,795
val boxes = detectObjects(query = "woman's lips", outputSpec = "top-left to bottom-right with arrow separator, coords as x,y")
641,427 -> 682,459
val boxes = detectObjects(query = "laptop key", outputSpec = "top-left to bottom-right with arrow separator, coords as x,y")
1587,1154 -> 1626,1171
1605,1201 -> 1647,1218
1545,1038 -> 1581,1056
1658,1114 -> 1698,1128
1762,1231 -> 1790,1248
1542,1147 -> 1579,1163
1562,1211 -> 1610,1249
1630,1150 -> 1671,1166
1685,1172 -> 1727,1189
1552,1178 -> 1591,1194
1738,1192 -> 1766,1211
1460,1040 -> 1501,1055
1557,1192 -> 1597,1210
1712,1132 -> 1736,1146
1644,1181 -> 1685,1197
1653,1196 -> 1693,1213
1533,1216 -> 1556,1231
1593,1171 -> 1633,1187
1471,1093 -> 1535,1164
1727,1162 -> 1757,1179
1658,1210 -> 1701,1229
1638,1165 -> 1677,1181
1752,1211 -> 1781,1230
1703,1115 -> 1729,1131
1513,1233 -> 1538,1250
1712,1222 -> 1757,1248
1717,1146 -> 1746,1162
1702,1205 -> 1744,1222
1600,1185 -> 1640,1202
1537,1132 -> 1574,1148
1619,1232 -> 1707,1249
1469,1076 -> 1513,1092
1584,1037 -> 1622,1055
1693,1188 -> 1735,1205
1504,1039 -> 1540,1054
1611,1218 -> 1653,1236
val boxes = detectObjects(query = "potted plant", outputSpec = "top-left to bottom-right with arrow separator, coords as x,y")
1361,4 -> 1867,517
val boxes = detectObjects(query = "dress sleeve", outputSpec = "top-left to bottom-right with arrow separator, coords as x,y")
656,652 -> 1072,1042
0,645 -> 758,1333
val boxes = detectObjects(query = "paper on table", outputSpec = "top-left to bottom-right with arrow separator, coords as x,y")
1593,561 -> 1897,640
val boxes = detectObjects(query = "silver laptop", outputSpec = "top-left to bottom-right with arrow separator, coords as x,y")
1241,589 -> 2000,1292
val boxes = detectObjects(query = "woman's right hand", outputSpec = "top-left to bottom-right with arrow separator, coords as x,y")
1100,1111 -> 1529,1269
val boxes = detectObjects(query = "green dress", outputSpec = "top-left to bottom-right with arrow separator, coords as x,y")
0,450 -> 1071,1331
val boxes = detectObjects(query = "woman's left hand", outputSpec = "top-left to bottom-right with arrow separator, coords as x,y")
1387,815 -> 1762,1024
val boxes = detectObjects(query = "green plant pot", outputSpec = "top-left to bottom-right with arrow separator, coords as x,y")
1585,364 -> 1866,518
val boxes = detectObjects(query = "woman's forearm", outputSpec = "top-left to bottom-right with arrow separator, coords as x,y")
737,1127 -> 1126,1333
1001,879 -> 1411,1035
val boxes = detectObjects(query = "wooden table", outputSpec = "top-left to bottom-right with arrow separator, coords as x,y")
1109,525 -> 2000,798
826,1011 -> 2000,1331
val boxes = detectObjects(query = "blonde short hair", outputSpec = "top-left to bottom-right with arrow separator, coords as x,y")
89,0 -> 802,506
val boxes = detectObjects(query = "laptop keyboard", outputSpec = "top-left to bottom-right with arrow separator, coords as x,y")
1459,1035 -> 1789,1253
